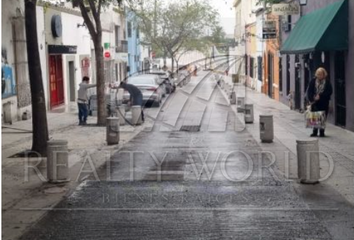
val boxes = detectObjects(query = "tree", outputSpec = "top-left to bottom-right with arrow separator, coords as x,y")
127,0 -> 219,72
25,0 -> 49,156
174,38 -> 211,73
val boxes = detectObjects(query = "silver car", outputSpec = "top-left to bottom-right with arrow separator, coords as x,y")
147,70 -> 176,94
123,75 -> 163,107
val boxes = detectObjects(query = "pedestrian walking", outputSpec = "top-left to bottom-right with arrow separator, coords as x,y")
111,82 -> 145,122
287,91 -> 294,110
193,64 -> 198,76
306,67 -> 333,137
77,76 -> 96,125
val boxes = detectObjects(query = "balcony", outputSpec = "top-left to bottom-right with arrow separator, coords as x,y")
115,40 -> 128,53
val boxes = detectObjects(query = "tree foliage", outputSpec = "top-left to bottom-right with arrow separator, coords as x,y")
126,0 -> 220,71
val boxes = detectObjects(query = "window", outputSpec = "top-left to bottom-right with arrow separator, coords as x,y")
245,55 -> 248,76
257,56 -> 262,82
250,57 -> 254,78
136,28 -> 140,38
115,25 -> 120,47
286,55 -> 290,95
279,58 -> 283,92
128,22 -> 132,38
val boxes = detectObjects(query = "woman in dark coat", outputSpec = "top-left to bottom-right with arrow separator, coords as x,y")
306,67 -> 333,137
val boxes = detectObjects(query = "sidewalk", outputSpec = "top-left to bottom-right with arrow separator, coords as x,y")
1,106 -> 148,240
219,78 -> 354,206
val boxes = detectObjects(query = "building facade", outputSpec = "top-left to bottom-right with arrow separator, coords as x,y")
2,0 -> 31,123
233,0 -> 353,132
2,1 -> 128,123
101,5 -> 128,85
280,0 -> 354,131
126,11 -> 141,76
264,13 -> 281,101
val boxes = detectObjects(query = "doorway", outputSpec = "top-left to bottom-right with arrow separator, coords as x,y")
294,55 -> 301,110
49,55 -> 64,108
267,52 -> 273,98
68,61 -> 75,102
335,51 -> 346,127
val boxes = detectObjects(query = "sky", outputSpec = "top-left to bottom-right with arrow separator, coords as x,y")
210,0 -> 235,36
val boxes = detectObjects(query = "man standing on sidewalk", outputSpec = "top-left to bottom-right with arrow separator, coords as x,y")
77,76 -> 96,125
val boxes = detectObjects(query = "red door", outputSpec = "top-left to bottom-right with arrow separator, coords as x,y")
49,55 -> 64,108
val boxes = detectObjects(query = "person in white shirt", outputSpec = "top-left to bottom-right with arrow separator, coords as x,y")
77,76 -> 96,125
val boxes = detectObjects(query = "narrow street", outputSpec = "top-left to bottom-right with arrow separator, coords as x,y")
19,69 -> 351,240
2,0 -> 354,239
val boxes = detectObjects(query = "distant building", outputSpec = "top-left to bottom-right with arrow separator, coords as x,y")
126,10 -> 141,76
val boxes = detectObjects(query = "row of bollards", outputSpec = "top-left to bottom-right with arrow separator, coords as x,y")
233,93 -> 319,184
46,104 -> 143,183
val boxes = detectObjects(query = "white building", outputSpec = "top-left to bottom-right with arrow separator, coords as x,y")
2,0 -> 31,123
101,4 -> 128,84
233,0 -> 263,91
1,1 -> 127,123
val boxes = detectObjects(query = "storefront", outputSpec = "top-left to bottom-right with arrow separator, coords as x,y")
280,0 -> 350,128
48,45 -> 77,108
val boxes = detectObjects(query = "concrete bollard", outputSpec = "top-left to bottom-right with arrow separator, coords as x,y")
47,140 -> 69,183
116,105 -> 126,126
237,97 -> 245,113
259,115 -> 274,143
297,139 -> 320,184
244,104 -> 254,124
230,91 -> 236,105
106,117 -> 120,145
131,105 -> 143,125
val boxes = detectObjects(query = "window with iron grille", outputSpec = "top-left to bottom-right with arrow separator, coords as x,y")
245,55 -> 248,76
250,57 -> 254,78
257,56 -> 262,82
128,22 -> 132,38
115,25 -> 120,48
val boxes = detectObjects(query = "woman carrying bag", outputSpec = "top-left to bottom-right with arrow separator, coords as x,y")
306,67 -> 333,137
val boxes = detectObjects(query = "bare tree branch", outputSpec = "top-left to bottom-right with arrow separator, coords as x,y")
87,0 -> 99,24
78,0 -> 97,37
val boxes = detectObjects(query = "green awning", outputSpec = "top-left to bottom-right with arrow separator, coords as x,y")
280,0 -> 348,54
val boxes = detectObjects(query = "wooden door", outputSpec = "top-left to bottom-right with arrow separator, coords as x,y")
49,55 -> 64,108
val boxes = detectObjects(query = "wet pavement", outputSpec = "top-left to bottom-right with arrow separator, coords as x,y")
20,68 -> 354,239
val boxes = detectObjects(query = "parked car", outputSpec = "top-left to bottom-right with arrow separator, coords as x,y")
147,70 -> 176,94
123,75 -> 163,107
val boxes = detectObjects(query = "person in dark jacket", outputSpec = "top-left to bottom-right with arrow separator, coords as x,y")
306,67 -> 333,137
119,82 -> 144,122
